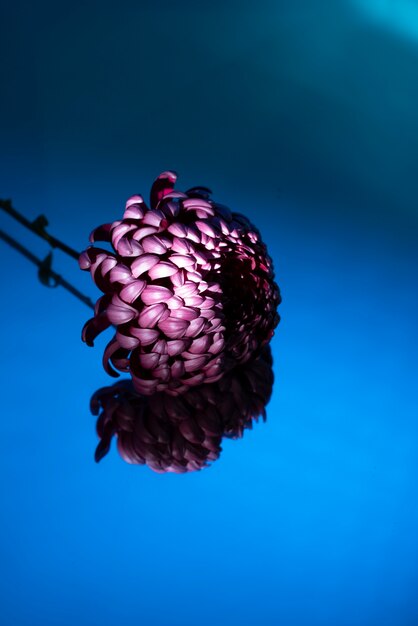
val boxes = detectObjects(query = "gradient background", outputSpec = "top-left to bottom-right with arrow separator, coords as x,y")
1,2 -> 418,625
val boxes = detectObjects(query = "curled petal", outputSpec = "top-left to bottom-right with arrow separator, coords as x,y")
138,303 -> 169,328
141,285 -> 173,305
150,170 -> 177,209
158,317 -> 190,339
131,254 -> 160,278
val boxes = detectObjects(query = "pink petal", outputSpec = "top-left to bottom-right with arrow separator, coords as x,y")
174,282 -> 198,299
102,339 -> 123,377
115,331 -> 140,350
182,198 -> 213,212
166,296 -> 185,310
200,296 -> 215,310
183,355 -> 209,372
185,294 -> 205,307
195,221 -> 217,238
89,223 -> 113,243
111,222 -> 137,249
150,171 -> 177,209
209,337 -> 225,354
142,209 -> 165,228
78,250 -> 91,270
167,223 -> 188,238
119,280 -> 146,304
106,302 -> 137,325
171,361 -> 185,378
158,317 -> 190,339
109,264 -> 132,284
138,303 -> 169,328
142,235 -> 169,255
81,314 -> 111,347
167,339 -> 190,356
139,352 -> 161,369
169,254 -> 195,268
185,317 -> 207,338
124,195 -> 146,219
148,261 -> 178,280
130,327 -> 160,345
131,254 -> 160,277
141,285 -> 173,305
132,226 -> 158,242
116,237 -> 143,257
169,306 -> 199,321
171,237 -> 194,254
187,335 -> 211,354
185,226 -> 201,244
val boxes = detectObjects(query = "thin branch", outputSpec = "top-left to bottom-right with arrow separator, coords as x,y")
0,228 -> 94,310
0,198 -> 80,260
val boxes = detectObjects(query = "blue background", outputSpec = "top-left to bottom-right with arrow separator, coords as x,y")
1,2 -> 418,625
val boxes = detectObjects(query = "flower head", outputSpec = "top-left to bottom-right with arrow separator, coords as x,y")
91,346 -> 274,473
80,172 -> 280,394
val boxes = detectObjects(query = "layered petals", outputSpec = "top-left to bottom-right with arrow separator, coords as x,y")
79,172 -> 281,394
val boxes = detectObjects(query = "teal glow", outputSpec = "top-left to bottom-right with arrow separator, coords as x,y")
351,0 -> 418,42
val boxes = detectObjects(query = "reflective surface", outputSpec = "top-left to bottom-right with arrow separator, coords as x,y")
1,2 -> 418,625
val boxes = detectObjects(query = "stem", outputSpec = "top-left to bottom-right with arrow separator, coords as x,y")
0,228 -> 94,310
0,198 -> 80,260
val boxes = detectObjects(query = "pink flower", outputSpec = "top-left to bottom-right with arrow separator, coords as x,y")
80,172 -> 280,394
91,346 -> 274,473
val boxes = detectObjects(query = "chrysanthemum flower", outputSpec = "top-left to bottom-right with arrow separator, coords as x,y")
91,346 -> 274,473
80,172 -> 280,394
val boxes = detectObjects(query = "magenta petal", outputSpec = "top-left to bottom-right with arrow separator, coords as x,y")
124,195 -> 146,219
119,280 -> 146,304
183,355 -> 209,373
132,377 -> 159,395
89,223 -> 113,243
150,170 -> 177,209
171,237 -> 193,254
141,285 -> 173,305
132,226 -> 158,242
171,361 -> 185,378
188,335 -> 211,354
131,254 -> 160,278
195,221 -> 217,238
106,302 -> 137,325
112,222 -> 137,249
81,314 -> 111,346
109,264 -> 132,284
185,317 -> 207,338
115,331 -> 140,350
141,235 -> 169,255
170,306 -> 199,321
116,237 -> 143,257
182,197 -> 213,211
209,337 -> 225,354
167,223 -> 188,238
158,317 -> 190,339
130,327 -> 160,345
103,339 -> 123,377
138,303 -> 169,328
166,296 -> 185,310
169,254 -> 195,268
167,339 -> 190,356
174,282 -> 198,299
78,250 -> 91,270
148,261 -> 178,280
142,210 -> 164,228
139,352 -> 160,369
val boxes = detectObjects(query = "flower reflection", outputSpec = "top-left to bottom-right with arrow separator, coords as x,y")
91,346 -> 274,473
